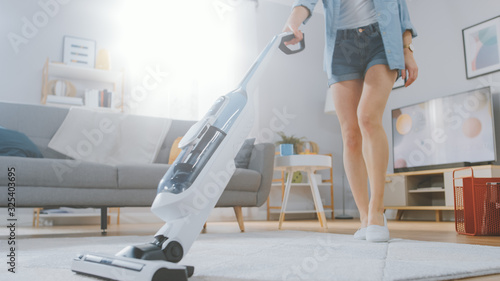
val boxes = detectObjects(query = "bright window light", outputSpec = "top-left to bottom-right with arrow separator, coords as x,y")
114,0 -> 256,119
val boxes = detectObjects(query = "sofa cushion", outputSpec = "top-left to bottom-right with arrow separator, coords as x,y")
0,128 -> 44,158
7,187 -> 157,208
234,138 -> 255,169
225,168 -> 261,193
0,156 -> 117,188
155,119 -> 196,164
216,190 -> 257,207
117,163 -> 170,189
0,102 -> 70,159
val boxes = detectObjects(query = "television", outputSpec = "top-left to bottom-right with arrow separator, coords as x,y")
392,87 -> 496,173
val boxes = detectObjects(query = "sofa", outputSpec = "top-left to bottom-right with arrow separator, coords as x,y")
0,101 -> 275,232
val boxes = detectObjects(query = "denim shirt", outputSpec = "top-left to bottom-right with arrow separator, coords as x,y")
292,0 -> 417,80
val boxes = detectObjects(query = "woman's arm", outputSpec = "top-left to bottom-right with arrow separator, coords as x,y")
282,6 -> 310,45
402,30 -> 418,87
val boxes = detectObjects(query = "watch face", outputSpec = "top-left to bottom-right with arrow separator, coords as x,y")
409,43 -> 414,52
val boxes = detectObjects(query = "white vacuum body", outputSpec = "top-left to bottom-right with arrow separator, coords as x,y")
71,32 -> 305,281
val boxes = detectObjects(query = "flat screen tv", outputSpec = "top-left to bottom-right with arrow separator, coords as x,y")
392,87 -> 496,173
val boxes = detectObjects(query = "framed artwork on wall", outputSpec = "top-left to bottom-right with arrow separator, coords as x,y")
63,36 -> 96,68
463,16 -> 500,79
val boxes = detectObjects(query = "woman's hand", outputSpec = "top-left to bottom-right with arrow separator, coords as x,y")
403,49 -> 418,87
282,6 -> 309,45
402,30 -> 418,87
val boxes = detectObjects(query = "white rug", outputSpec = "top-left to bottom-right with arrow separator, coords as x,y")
2,230 -> 500,281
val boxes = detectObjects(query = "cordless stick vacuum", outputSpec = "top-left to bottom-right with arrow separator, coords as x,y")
71,32 -> 305,281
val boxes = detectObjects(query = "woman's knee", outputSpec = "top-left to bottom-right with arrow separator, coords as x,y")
342,128 -> 363,152
357,112 -> 382,136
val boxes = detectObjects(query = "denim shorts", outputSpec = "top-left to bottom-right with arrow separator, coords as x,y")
329,22 -> 397,86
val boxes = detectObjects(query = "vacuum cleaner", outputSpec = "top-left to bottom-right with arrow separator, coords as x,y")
71,31 -> 305,281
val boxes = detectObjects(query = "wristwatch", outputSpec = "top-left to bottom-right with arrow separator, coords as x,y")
404,43 -> 414,52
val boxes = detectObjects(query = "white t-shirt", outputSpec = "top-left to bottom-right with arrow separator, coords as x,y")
337,0 -> 378,30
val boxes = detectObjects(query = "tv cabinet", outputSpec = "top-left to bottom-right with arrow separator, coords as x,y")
384,165 -> 500,221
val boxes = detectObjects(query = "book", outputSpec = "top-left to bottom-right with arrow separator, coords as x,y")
85,89 -> 113,108
100,89 -> 113,108
84,89 -> 98,108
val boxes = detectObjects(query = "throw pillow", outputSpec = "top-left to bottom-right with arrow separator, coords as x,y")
0,128 -> 44,158
168,137 -> 183,164
48,107 -> 172,165
234,138 -> 255,169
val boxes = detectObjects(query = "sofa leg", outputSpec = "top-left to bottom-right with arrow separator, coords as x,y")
100,207 -> 108,235
233,206 -> 245,232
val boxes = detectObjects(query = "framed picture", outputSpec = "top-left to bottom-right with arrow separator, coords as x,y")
463,16 -> 500,79
63,36 -> 96,68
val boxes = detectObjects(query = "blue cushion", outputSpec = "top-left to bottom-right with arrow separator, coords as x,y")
0,128 -> 44,158
234,138 -> 255,169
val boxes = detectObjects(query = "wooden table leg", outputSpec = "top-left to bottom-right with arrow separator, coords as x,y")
307,170 -> 328,231
33,208 -> 42,227
396,209 -> 404,220
278,169 -> 293,230
436,210 -> 442,222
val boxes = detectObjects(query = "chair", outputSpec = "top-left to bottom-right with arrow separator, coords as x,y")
210,143 -> 275,232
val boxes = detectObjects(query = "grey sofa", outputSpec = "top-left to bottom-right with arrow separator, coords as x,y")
0,101 -> 275,232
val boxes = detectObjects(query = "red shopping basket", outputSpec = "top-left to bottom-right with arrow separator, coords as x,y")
453,167 -> 500,235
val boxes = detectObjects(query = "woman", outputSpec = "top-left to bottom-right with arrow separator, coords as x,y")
283,0 -> 418,242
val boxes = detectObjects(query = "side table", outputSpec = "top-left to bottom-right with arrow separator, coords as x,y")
274,154 -> 332,231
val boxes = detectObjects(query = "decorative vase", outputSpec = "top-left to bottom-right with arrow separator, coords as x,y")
95,49 -> 110,70
279,143 -> 294,156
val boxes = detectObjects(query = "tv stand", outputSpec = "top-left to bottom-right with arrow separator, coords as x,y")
384,165 -> 500,221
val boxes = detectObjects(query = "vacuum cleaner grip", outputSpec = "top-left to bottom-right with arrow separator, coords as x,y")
279,33 -> 305,55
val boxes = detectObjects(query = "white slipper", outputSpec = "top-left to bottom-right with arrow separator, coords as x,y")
353,227 -> 367,240
366,214 -> 389,242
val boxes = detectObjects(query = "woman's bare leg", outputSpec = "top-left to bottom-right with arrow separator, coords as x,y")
330,79 -> 369,228
357,64 -> 398,226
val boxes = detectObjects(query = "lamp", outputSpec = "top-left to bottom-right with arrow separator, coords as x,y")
324,89 -> 353,219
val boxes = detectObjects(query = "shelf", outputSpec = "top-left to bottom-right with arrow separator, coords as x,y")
385,206 -> 454,211
41,58 -> 125,111
408,188 -> 445,193
271,183 -> 330,187
39,213 -> 102,218
384,206 -> 454,222
385,165 -> 500,222
278,209 -> 333,214
48,62 -> 122,83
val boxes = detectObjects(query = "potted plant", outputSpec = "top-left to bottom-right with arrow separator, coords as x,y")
275,131 -> 306,156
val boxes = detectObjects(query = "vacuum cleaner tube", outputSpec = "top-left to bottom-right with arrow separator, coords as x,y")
161,125 -> 226,194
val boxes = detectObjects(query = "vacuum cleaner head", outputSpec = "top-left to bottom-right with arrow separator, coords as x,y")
72,253 -> 194,281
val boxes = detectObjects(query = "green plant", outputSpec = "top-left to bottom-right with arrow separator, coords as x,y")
275,131 -> 306,153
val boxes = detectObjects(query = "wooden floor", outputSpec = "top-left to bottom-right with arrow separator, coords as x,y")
12,219 -> 500,281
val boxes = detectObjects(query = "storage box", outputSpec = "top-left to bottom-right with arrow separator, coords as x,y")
453,167 -> 500,236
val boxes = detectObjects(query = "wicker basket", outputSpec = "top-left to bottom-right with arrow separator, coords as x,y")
453,167 -> 500,236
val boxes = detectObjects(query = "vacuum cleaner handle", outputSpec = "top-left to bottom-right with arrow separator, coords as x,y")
279,33 -> 305,55
238,31 -> 305,89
